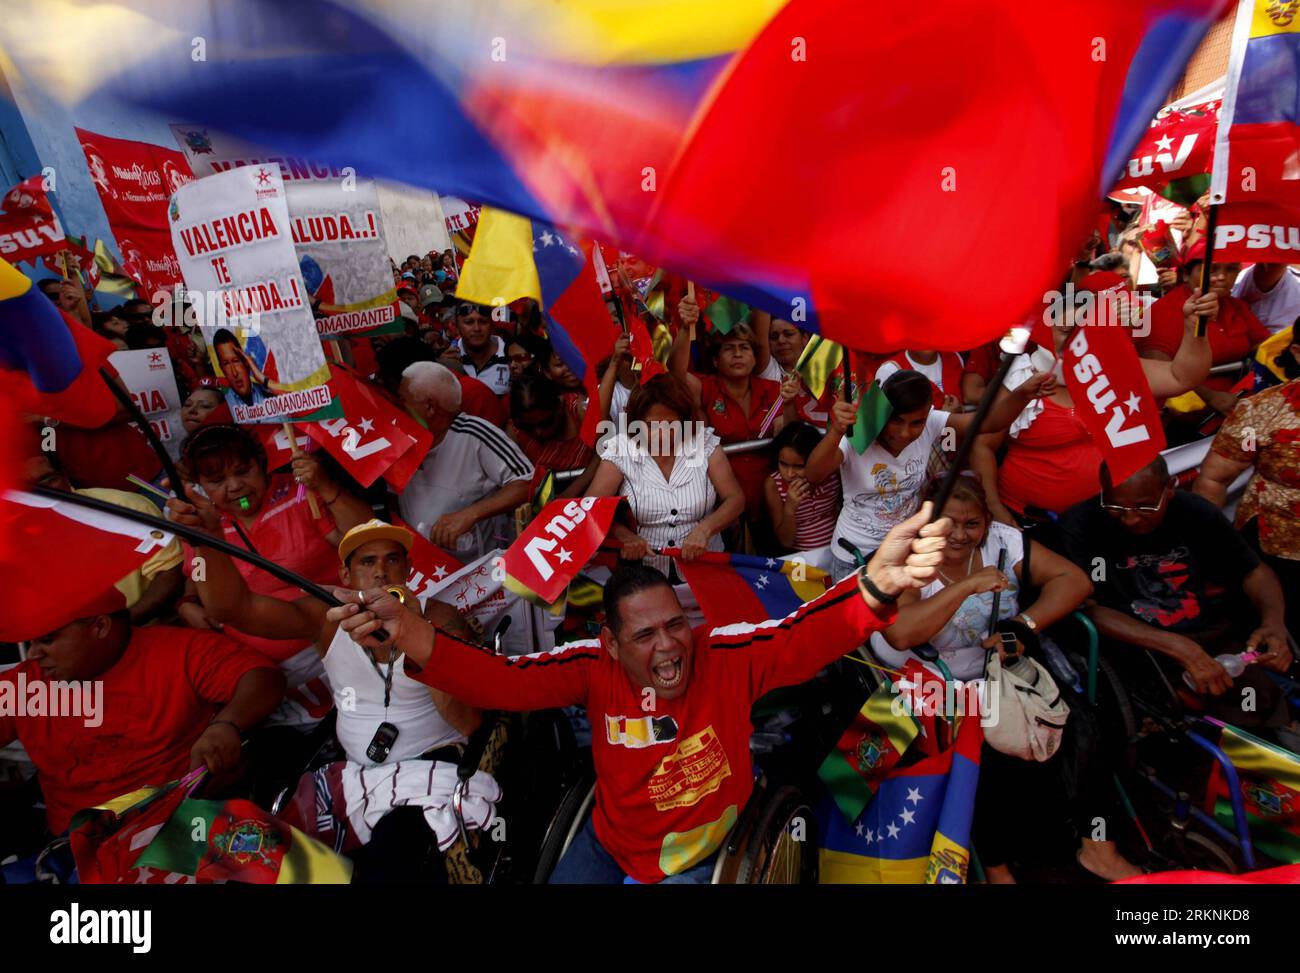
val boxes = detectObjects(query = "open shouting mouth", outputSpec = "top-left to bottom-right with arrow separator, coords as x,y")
652,654 -> 685,690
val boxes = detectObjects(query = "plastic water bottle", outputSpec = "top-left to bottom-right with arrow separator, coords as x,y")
1002,652 -> 1039,688
1183,650 -> 1260,690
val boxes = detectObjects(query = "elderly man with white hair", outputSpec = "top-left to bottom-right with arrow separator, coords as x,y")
397,361 -> 533,557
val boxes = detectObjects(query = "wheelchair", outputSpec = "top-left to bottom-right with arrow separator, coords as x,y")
1047,613 -> 1300,876
267,704 -> 585,884
531,767 -> 818,884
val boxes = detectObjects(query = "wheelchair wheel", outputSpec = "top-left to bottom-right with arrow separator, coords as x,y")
1178,830 -> 1240,874
531,774 -> 596,884
728,785 -> 818,885
1068,651 -> 1138,769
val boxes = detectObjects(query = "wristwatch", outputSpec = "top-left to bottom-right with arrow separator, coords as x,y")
1016,612 -> 1037,631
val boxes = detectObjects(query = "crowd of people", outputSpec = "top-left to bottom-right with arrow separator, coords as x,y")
3,191 -> 1300,885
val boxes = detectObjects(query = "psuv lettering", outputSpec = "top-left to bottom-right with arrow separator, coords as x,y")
524,497 -> 598,580
1067,330 -> 1151,449
1125,134 -> 1197,180
1215,223 -> 1300,252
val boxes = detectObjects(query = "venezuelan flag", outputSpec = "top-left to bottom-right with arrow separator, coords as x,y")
0,258 -> 117,427
817,714 -> 982,884
1209,0 -> 1300,263
3,0 -> 1223,354
819,678 -> 920,824
675,552 -> 831,629
1207,722 -> 1300,864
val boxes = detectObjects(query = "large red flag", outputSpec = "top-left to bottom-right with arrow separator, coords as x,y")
0,490 -> 177,641
75,128 -> 192,295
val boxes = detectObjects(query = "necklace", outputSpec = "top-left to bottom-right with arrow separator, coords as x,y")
937,548 -> 976,586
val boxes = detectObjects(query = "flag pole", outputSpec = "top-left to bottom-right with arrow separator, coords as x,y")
98,367 -> 185,499
926,341 -> 1022,523
1195,204 -> 1219,339
842,354 -> 855,438
29,484 -> 345,609
282,420 -> 321,519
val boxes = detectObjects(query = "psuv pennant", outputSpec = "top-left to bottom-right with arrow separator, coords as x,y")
502,496 -> 623,606
1060,322 -> 1165,485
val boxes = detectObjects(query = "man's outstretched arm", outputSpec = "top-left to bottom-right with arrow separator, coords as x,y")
327,589 -> 592,712
736,503 -> 952,697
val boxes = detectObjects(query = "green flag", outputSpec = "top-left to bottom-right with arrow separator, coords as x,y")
794,334 -> 844,400
705,296 -> 750,334
849,381 -> 892,454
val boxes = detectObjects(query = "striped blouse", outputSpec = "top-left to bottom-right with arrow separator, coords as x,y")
598,426 -> 725,573
771,469 -> 841,550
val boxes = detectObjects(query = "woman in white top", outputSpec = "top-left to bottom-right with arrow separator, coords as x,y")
589,374 -> 745,577
805,367 -> 1054,581
871,474 -> 1141,883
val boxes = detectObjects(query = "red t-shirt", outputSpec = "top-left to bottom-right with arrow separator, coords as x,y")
963,342 -> 1001,385
0,626 -> 276,833
696,373 -> 781,517
998,399 -> 1102,515
185,473 -> 339,661
877,351 -> 965,407
457,373 -> 508,428
1140,288 -> 1270,386
406,575 -> 894,882
56,420 -> 163,491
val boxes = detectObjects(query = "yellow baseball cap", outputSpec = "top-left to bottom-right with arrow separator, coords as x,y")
337,519 -> 414,564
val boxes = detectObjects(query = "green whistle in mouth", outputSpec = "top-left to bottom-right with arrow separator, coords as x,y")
238,497 -> 251,511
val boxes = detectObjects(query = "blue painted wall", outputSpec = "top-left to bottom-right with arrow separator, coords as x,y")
0,62 -> 179,291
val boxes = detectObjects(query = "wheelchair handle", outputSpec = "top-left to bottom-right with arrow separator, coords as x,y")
457,711 -> 499,782
837,539 -> 867,568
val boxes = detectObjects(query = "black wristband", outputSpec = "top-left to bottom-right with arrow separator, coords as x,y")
857,567 -> 898,606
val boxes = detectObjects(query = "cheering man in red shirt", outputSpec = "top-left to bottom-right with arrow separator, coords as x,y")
328,503 -> 952,883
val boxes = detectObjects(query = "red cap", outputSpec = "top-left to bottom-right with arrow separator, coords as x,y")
1181,239 -> 1207,267
1078,270 -> 1127,295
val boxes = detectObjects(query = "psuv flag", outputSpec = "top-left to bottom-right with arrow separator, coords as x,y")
674,552 -> 831,628
817,713 -> 982,884
1211,0 -> 1300,261
0,257 -> 117,427
501,496 -> 623,607
1059,315 -> 1165,485
7,0 -> 1224,353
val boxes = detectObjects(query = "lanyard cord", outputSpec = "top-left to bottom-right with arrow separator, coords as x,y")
364,647 -> 400,710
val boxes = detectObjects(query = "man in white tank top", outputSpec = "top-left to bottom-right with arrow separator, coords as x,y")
170,508 -> 484,763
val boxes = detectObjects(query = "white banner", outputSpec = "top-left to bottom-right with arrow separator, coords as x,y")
109,347 -> 184,460
169,125 -> 399,337
376,179 -> 452,263
428,550 -> 561,657
168,165 -> 337,425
